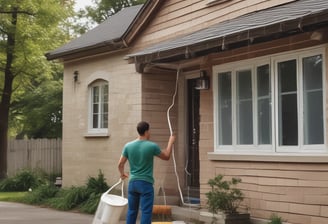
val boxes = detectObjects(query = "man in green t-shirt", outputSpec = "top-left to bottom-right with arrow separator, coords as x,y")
118,121 -> 175,224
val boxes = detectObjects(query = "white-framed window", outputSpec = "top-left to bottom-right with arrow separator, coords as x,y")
88,80 -> 108,135
213,47 -> 326,154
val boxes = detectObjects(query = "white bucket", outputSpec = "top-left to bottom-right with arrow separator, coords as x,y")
93,179 -> 128,224
101,193 -> 128,223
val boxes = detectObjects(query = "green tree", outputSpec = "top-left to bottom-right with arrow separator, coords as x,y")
10,66 -> 63,139
0,0 -> 74,178
76,0 -> 145,33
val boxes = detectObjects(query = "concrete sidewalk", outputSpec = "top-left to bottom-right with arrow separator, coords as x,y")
0,201 -> 202,224
0,201 -> 94,224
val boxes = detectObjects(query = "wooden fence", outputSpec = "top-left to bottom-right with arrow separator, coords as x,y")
7,139 -> 62,176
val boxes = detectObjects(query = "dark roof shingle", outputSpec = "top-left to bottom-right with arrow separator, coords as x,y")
46,4 -> 143,60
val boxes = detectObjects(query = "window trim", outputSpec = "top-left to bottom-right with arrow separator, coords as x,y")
213,46 -> 327,155
272,50 -> 327,152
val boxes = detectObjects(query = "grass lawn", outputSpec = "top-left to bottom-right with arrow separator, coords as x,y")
0,192 -> 27,202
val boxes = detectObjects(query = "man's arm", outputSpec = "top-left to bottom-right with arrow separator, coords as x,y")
158,135 -> 176,161
118,155 -> 128,179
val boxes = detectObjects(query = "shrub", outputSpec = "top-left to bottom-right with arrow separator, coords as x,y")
22,184 -> 59,204
86,170 -> 109,194
48,186 -> 89,210
268,213 -> 283,224
9,169 -> 112,214
79,192 -> 102,214
47,170 -> 110,212
0,169 -> 47,192
205,174 -> 244,215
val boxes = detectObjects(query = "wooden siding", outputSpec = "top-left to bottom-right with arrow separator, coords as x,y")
200,161 -> 328,224
197,31 -> 328,223
132,0 -> 295,50
141,71 -> 183,195
134,31 -> 328,222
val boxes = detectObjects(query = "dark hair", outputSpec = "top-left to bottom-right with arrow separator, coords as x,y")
137,121 -> 149,136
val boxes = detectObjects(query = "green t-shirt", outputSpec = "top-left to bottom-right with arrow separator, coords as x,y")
122,139 -> 161,184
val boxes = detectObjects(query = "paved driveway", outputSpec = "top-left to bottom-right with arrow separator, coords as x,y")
0,201 -> 94,224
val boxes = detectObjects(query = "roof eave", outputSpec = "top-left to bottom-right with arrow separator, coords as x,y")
127,10 -> 328,65
46,39 -> 125,60
122,0 -> 164,45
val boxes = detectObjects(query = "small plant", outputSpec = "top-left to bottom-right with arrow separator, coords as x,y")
205,174 -> 244,215
268,213 -> 283,224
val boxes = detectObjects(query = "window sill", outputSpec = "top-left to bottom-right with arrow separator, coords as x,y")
84,132 -> 110,138
208,152 -> 328,163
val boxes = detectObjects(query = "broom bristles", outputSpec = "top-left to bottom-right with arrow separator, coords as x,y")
152,205 -> 171,215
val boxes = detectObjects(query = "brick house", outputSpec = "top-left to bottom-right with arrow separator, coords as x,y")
47,0 -> 328,223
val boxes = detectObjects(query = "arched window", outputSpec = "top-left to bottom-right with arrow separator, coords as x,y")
88,80 -> 108,134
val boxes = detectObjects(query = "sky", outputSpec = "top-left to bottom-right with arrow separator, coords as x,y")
74,0 -> 94,10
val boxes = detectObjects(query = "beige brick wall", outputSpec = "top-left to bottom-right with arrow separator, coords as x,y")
62,50 -> 141,186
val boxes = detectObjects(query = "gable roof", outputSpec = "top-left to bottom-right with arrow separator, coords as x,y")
46,4 -> 143,60
127,0 -> 328,64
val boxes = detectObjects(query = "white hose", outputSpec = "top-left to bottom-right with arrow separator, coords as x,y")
167,68 -> 200,208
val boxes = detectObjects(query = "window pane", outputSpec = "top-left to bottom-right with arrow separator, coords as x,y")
91,83 -> 108,129
218,72 -> 232,145
102,113 -> 108,128
100,84 -> 109,128
236,70 -> 253,144
93,86 -> 99,103
93,104 -> 99,113
278,60 -> 298,146
303,55 -> 324,144
93,115 -> 98,128
102,84 -> 108,102
257,64 -> 271,144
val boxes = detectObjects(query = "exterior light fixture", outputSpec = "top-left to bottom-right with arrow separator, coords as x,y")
74,70 -> 79,82
195,70 -> 210,90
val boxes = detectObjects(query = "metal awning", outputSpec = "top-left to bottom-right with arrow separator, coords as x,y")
127,0 -> 328,64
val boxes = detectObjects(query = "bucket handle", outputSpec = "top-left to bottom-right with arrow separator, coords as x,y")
104,178 -> 125,198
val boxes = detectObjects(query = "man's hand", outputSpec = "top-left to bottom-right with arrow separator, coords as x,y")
120,173 -> 128,180
168,135 -> 176,145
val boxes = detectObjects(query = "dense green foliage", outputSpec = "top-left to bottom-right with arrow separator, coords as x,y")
48,186 -> 89,210
206,175 -> 244,215
10,68 -> 63,138
0,169 -> 112,214
0,0 -> 75,177
0,0 -> 73,139
22,184 -> 59,204
0,169 -> 48,192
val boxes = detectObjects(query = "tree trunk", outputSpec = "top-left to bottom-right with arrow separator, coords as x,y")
0,8 -> 17,179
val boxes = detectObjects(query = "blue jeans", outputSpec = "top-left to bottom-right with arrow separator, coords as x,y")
126,180 -> 154,224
